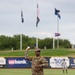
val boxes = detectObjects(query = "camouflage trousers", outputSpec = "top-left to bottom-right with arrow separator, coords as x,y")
32,71 -> 44,75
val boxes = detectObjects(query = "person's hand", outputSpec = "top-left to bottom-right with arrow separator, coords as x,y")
35,65 -> 42,68
26,46 -> 30,51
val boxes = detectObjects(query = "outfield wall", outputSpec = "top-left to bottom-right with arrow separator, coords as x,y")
0,57 -> 75,68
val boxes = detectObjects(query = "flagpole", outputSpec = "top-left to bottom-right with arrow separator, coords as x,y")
57,16 -> 59,49
55,8 -> 60,49
20,31 -> 22,50
53,37 -> 55,49
36,0 -> 38,49
36,1 -> 40,49
20,10 -> 24,50
20,23 -> 23,50
36,26 -> 38,48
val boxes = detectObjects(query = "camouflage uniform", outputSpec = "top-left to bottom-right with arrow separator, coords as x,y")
25,50 -> 48,75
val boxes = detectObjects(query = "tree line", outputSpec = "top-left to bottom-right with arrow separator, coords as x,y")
0,34 -> 71,50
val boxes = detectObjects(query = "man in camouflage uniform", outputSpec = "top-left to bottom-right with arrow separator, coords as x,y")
25,47 -> 48,75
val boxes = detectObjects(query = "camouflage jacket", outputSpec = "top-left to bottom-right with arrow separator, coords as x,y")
25,50 -> 48,75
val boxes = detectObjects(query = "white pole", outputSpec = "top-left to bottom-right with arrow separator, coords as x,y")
20,22 -> 23,50
57,16 -> 59,49
53,37 -> 55,49
20,10 -> 24,50
36,0 -> 39,49
20,33 -> 22,50
36,27 -> 38,48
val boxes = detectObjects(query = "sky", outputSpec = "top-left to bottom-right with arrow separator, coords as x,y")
0,0 -> 75,44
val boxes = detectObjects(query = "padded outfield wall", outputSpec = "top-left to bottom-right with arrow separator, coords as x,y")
0,57 -> 75,68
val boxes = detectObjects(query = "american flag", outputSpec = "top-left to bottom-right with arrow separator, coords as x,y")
55,33 -> 60,36
36,4 -> 40,27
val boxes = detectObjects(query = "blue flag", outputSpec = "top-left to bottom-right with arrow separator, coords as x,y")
55,8 -> 61,19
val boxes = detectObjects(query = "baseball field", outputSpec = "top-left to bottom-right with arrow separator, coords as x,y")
0,49 -> 75,75
0,69 -> 75,75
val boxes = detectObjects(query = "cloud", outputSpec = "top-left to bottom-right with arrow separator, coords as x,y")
0,0 -> 75,45
38,31 -> 53,38
30,31 -> 53,39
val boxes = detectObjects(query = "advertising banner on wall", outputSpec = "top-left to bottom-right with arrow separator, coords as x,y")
6,57 -> 31,68
70,57 -> 75,68
0,57 -> 6,67
49,57 -> 70,68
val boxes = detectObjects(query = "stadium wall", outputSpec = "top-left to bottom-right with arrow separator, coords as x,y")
0,57 -> 75,68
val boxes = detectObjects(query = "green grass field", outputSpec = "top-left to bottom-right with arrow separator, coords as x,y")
0,69 -> 75,75
0,49 -> 75,75
0,49 -> 75,57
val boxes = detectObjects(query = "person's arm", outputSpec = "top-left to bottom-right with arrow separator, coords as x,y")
25,46 -> 32,61
65,62 -> 67,67
41,57 -> 48,67
35,57 -> 48,68
61,62 -> 63,68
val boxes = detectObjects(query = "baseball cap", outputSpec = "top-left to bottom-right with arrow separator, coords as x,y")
35,48 -> 41,52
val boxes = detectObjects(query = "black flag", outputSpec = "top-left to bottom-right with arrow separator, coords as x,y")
21,11 -> 24,23
55,8 -> 61,19
36,4 -> 40,27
